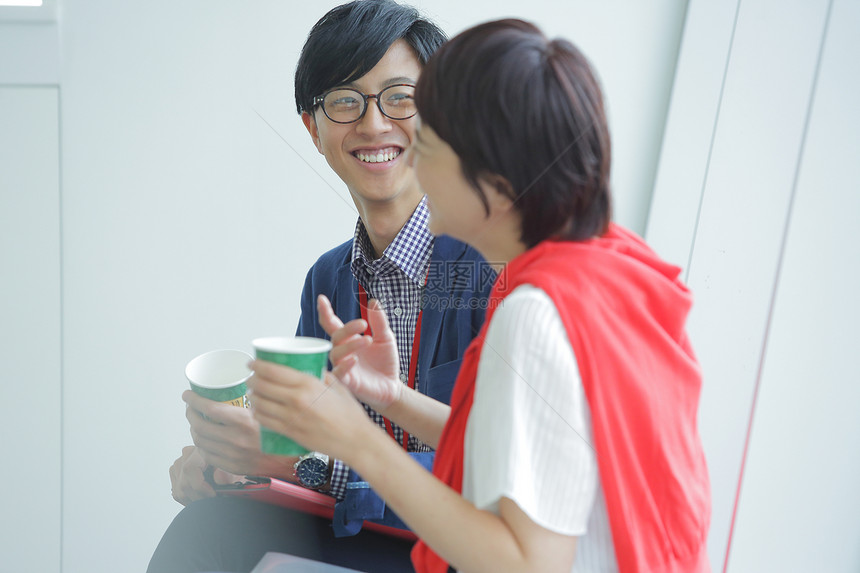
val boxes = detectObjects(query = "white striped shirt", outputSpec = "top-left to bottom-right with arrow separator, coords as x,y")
462,285 -> 618,572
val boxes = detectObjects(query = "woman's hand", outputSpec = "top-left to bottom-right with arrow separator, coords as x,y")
317,294 -> 402,413
248,360 -> 378,462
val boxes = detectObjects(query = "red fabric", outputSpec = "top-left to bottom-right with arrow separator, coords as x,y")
412,224 -> 711,573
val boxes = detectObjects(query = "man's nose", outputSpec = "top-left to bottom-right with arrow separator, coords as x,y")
355,98 -> 392,135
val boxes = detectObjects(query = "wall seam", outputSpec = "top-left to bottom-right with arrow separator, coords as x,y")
56,81 -> 65,573
683,0 -> 743,284
721,0 -> 835,571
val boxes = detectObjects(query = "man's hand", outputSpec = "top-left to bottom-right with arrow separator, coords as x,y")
182,391 -> 298,480
169,445 -> 242,506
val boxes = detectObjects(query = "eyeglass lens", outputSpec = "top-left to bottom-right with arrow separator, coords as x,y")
321,84 -> 416,123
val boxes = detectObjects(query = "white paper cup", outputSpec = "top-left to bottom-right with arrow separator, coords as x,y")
185,349 -> 253,407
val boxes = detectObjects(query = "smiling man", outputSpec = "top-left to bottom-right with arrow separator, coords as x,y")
147,2 -> 492,572
300,39 -> 423,256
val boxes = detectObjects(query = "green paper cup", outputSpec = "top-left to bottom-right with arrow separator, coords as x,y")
252,336 -> 332,456
185,349 -> 253,408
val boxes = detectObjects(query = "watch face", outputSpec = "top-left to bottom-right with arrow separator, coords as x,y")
296,456 -> 328,488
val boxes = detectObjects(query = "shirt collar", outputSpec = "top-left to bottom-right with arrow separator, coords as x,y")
351,197 -> 433,286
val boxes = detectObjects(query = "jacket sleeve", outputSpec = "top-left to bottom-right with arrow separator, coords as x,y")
291,262 -> 352,498
296,265 -> 320,338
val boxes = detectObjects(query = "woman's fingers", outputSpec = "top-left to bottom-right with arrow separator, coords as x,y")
330,319 -> 369,346
319,294 -> 367,338
250,398 -> 290,433
249,360 -> 313,390
367,299 -> 395,342
250,373 -> 344,447
331,355 -> 358,386
329,335 -> 372,365
248,375 -> 295,408
249,362 -> 333,420
317,294 -> 342,331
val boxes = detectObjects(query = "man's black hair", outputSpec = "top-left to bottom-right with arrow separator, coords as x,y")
294,0 -> 446,115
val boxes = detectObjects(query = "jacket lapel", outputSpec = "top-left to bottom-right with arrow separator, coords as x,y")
333,257 -> 360,323
418,236 -> 467,377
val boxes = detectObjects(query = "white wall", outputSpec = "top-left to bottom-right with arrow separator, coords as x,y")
648,0 -> 860,571
0,86 -> 62,573
725,0 -> 860,570
0,1 -> 688,571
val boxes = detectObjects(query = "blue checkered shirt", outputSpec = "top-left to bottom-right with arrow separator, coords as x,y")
328,197 -> 434,500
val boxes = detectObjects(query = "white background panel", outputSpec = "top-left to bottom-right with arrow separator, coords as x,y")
648,0 -> 860,570
726,0 -> 860,570
0,86 -> 62,573
683,0 -> 830,567
645,0 -> 739,272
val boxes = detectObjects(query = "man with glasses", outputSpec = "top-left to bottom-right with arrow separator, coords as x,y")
147,2 -> 491,571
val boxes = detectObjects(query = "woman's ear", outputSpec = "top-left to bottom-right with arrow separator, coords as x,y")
480,173 -> 516,213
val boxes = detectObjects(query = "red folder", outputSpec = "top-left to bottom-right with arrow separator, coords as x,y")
216,477 -> 417,541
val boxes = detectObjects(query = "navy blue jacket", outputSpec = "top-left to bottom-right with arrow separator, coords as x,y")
296,235 -> 492,406
295,234 -> 493,535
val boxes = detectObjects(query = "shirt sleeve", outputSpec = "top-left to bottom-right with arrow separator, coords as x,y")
328,459 -> 349,500
462,285 -> 598,536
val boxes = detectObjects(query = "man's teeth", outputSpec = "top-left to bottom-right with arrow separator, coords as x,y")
356,150 -> 400,163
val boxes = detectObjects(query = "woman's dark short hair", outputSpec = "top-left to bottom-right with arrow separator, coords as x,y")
415,19 -> 612,247
295,0 -> 446,115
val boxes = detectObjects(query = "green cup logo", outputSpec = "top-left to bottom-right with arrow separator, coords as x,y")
185,349 -> 253,408
252,336 -> 332,457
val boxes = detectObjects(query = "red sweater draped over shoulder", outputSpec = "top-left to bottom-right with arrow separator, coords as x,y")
412,224 -> 711,573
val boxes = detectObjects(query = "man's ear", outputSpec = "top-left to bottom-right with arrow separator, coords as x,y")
301,111 -> 324,154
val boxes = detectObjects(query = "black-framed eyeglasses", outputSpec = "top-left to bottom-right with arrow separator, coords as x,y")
312,84 -> 417,124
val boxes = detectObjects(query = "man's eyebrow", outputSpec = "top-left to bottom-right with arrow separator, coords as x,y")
385,76 -> 417,86
338,76 -> 417,90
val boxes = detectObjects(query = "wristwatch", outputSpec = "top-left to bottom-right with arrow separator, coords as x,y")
294,452 -> 331,490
